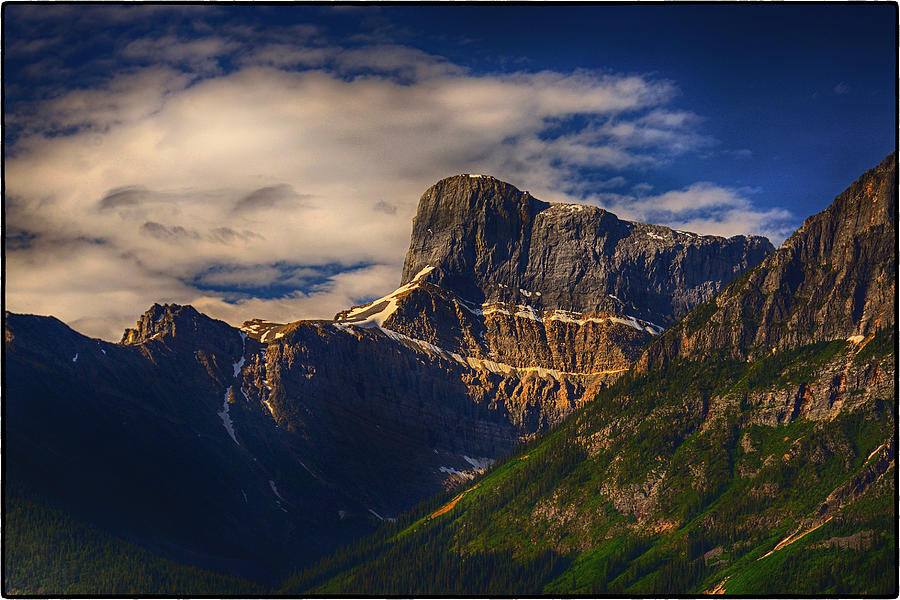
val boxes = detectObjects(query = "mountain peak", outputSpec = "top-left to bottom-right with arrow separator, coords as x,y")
120,303 -> 234,347
401,175 -> 773,325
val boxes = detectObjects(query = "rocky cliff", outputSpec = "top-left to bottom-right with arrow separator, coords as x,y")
641,153 -> 896,369
401,174 -> 774,326
227,173 -> 780,501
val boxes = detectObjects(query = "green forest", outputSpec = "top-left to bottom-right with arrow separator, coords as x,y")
4,484 -> 261,596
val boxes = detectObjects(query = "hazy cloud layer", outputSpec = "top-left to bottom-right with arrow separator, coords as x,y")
5,11 -> 794,340
589,182 -> 794,241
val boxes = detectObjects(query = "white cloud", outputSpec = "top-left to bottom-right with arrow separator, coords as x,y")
5,34 -> 766,340
121,35 -> 237,73
589,182 -> 794,243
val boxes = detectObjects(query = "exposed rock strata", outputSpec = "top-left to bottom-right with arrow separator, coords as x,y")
641,153 -> 896,368
401,174 -> 774,326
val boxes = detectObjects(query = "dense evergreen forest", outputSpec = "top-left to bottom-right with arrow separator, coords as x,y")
4,484 -> 261,595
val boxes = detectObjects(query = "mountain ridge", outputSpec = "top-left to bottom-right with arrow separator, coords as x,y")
640,152 -> 896,370
401,173 -> 774,326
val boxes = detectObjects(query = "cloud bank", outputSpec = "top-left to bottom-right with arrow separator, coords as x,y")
4,8 -> 794,340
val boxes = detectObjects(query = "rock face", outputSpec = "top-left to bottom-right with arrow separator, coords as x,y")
401,174 -> 774,326
641,153 -> 896,369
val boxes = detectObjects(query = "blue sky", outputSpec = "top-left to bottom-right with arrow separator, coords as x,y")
4,4 -> 896,340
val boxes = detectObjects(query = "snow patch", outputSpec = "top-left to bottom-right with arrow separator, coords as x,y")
72,353 -> 78,363
549,203 -> 586,212
368,508 -> 384,521
411,265 -> 436,282
268,480 -> 285,501
268,480 -> 288,512
609,315 -> 663,335
217,387 -> 239,446
515,305 -> 541,321
100,348 -> 106,355
519,288 -> 532,297
232,331 -> 247,377
482,306 -> 512,317
647,231 -> 666,241
463,456 -> 494,470
483,303 -> 663,335
263,398 -> 277,419
458,298 -> 484,316
439,466 -> 465,476
297,459 -> 322,482
337,275 -> 427,328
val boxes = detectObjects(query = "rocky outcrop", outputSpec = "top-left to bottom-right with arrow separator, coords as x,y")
401,174 -> 774,326
641,153 -> 896,369
336,273 -> 655,373
694,339 -> 895,431
121,303 -> 249,388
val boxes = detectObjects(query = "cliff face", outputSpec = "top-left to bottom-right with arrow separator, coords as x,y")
401,174 -> 774,326
230,173 -> 778,504
641,153 -> 896,369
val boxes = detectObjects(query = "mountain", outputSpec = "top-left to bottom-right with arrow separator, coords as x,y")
4,305 -> 372,587
4,168 -> 850,595
641,152 -> 896,367
402,174 -> 773,326
281,155 -> 896,596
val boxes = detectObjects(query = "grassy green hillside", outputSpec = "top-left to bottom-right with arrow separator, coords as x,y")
282,330 -> 896,595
